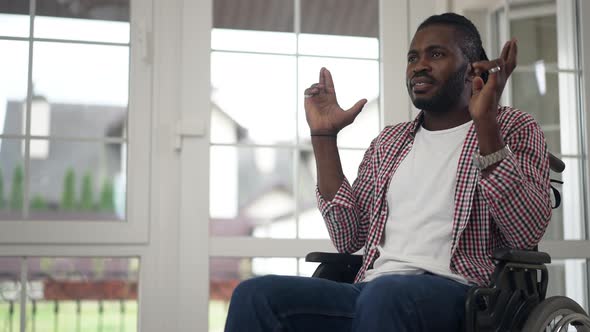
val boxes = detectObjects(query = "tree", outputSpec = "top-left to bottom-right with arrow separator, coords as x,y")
10,165 -> 23,211
79,173 -> 95,211
99,179 -> 115,212
61,168 -> 76,211
0,168 -> 5,209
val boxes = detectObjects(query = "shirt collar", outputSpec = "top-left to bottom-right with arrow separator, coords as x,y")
409,111 -> 425,138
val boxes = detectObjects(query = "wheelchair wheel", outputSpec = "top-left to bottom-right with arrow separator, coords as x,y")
522,296 -> 590,332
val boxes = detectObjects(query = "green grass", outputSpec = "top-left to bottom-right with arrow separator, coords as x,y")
0,300 -> 137,332
2,300 -> 233,332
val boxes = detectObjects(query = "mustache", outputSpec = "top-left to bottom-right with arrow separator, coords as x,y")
410,71 -> 436,82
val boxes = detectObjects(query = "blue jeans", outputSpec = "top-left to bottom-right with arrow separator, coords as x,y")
224,273 -> 472,332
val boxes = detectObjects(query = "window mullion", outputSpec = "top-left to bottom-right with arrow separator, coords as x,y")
22,0 -> 36,220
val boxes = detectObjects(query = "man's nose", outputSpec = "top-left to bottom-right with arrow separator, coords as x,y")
412,57 -> 431,73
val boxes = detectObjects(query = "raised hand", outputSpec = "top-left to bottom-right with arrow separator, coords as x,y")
304,67 -> 367,135
469,38 -> 518,122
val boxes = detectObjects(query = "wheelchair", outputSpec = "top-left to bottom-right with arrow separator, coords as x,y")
306,153 -> 590,331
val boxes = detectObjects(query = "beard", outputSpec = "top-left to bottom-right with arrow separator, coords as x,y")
408,62 -> 467,112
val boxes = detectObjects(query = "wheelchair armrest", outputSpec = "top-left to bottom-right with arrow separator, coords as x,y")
305,252 -> 363,266
492,247 -> 551,265
306,252 -> 363,283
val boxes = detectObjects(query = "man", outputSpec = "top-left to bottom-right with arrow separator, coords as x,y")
225,13 -> 551,332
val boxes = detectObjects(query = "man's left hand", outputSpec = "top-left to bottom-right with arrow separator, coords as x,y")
469,38 -> 518,122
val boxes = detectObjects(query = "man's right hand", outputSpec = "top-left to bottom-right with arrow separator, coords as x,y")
304,67 -> 368,135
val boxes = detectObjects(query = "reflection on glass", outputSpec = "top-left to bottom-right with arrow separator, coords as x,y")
25,257 -> 139,332
0,40 -> 29,136
34,16 -> 130,43
32,42 -> 128,138
298,56 -> 379,148
300,0 -> 378,38
210,146 -> 295,238
213,0 -> 294,33
0,139 -> 26,220
510,15 -> 557,67
211,52 -> 296,144
209,257 -> 298,332
546,259 -> 587,311
27,140 -> 126,221
0,257 -> 21,332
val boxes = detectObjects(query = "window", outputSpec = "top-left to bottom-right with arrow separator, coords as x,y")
0,0 -> 152,244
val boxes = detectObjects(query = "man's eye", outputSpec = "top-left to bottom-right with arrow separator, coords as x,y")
432,51 -> 443,58
408,56 -> 417,63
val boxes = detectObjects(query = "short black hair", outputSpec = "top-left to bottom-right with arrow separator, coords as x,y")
417,12 -> 489,82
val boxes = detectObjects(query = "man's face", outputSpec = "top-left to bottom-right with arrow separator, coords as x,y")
406,25 -> 470,112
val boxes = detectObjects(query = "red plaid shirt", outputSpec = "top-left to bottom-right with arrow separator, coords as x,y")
317,106 -> 551,286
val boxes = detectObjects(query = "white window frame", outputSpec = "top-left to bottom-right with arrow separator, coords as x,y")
0,0 -> 153,244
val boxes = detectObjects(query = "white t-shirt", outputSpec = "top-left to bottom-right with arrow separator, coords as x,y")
362,120 -> 472,285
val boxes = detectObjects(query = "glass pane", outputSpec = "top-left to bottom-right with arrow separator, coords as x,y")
211,29 -> 296,54
210,146 -> 295,238
0,257 -> 21,332
0,40 -> 29,136
0,1 -> 29,38
546,259 -> 587,311
297,148 -> 327,239
28,140 -> 126,221
511,71 -> 566,154
298,57 -> 379,148
209,257 -> 297,332
213,0 -> 294,33
300,0 -> 378,38
26,257 -> 139,332
34,16 -> 129,44
510,15 -> 557,68
297,148 -> 365,239
0,139 -> 26,220
32,41 -> 128,138
298,34 -> 379,59
211,52 -> 296,144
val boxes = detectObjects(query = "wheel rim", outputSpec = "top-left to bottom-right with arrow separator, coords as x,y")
542,309 -> 587,331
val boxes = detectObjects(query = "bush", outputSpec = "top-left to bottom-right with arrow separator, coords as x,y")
61,168 -> 76,211
79,173 -> 95,211
30,194 -> 48,211
99,179 -> 115,212
10,165 -> 23,211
